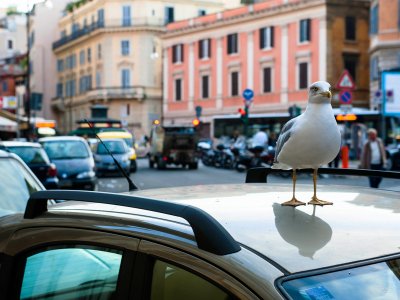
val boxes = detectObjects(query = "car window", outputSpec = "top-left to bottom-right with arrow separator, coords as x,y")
7,147 -> 50,164
97,141 -> 126,154
282,258 -> 400,299
20,246 -> 123,300
0,158 -> 42,217
42,141 -> 90,159
150,260 -> 232,300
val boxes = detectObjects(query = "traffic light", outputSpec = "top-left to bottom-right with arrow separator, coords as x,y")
288,105 -> 301,118
192,118 -> 200,127
238,107 -> 248,123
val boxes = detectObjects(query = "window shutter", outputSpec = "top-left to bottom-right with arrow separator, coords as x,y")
172,45 -> 176,63
208,39 -> 211,58
260,28 -> 265,49
307,19 -> 311,41
270,26 -> 274,47
227,35 -> 232,54
180,44 -> 184,62
199,40 -> 203,59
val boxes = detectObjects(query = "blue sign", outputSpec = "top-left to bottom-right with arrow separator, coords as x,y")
339,90 -> 352,104
242,89 -> 254,101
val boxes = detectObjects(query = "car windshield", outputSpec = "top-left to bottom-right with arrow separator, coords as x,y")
97,141 -> 126,154
282,258 -> 400,299
42,141 -> 90,159
123,138 -> 133,148
0,158 -> 42,217
7,147 -> 50,164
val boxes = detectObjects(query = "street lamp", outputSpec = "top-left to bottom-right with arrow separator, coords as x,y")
25,0 -> 53,140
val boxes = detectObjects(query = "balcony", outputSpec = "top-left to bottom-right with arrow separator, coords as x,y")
85,86 -> 146,101
53,17 -> 165,50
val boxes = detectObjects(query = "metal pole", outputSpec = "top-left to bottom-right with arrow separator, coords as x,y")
26,10 -> 31,140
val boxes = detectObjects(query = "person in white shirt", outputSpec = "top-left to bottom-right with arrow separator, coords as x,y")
359,128 -> 387,188
251,126 -> 269,150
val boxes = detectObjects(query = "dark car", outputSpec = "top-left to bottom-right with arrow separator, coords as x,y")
0,150 -> 44,217
39,136 -> 98,190
94,138 -> 131,176
386,144 -> 400,171
0,141 -> 59,189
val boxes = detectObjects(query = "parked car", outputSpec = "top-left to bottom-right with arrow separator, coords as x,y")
0,150 -> 44,218
39,136 -> 98,190
386,144 -> 400,171
97,131 -> 137,172
0,168 -> 399,299
93,138 -> 131,177
0,141 -> 59,189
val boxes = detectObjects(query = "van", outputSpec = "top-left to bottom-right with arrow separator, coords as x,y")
97,131 -> 137,172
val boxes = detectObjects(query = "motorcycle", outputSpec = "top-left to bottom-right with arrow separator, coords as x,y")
235,146 -> 276,172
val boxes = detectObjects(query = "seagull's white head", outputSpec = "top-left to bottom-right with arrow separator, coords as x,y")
308,81 -> 332,104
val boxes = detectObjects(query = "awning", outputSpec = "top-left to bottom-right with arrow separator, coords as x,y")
0,116 -> 17,132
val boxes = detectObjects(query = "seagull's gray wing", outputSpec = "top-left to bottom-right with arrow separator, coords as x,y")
274,117 -> 297,163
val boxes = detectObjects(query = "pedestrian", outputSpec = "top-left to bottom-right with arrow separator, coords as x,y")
251,125 -> 269,150
359,128 -> 387,188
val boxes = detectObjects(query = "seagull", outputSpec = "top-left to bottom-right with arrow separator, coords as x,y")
273,81 -> 341,207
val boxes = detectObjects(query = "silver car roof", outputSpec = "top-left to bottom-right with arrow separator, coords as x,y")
46,183 -> 400,274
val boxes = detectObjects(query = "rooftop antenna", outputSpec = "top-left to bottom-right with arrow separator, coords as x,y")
86,119 -> 138,191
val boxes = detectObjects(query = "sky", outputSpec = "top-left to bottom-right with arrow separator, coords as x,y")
0,0 -> 47,12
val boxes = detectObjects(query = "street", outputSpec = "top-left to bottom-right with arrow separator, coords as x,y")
98,158 -> 400,193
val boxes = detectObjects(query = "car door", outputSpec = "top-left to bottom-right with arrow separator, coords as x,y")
132,240 -> 260,300
0,226 -> 139,300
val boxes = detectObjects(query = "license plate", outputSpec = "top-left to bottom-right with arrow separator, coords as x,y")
61,180 -> 73,187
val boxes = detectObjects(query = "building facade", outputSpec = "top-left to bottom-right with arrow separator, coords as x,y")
51,0 -> 238,136
162,0 -> 370,138
0,13 -> 26,61
28,0 -> 70,122
369,0 -> 400,107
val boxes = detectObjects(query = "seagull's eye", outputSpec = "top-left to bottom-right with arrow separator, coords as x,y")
311,87 -> 318,92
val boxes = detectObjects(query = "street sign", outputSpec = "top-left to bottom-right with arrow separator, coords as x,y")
386,90 -> 394,103
339,90 -> 352,104
336,70 -> 356,90
242,89 -> 254,100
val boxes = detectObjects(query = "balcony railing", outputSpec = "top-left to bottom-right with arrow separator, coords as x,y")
53,17 -> 165,50
86,86 -> 146,101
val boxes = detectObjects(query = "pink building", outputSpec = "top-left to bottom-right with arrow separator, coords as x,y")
162,0 -> 370,138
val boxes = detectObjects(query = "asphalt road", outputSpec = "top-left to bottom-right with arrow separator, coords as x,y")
98,158 -> 400,193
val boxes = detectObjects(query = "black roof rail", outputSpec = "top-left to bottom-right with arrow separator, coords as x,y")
24,190 -> 241,256
246,167 -> 400,183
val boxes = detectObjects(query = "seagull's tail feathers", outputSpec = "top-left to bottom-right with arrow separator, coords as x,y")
271,162 -> 292,170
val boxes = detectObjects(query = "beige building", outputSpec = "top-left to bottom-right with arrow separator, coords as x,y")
52,0 -> 240,137
0,13 -> 26,61
28,0 -> 70,122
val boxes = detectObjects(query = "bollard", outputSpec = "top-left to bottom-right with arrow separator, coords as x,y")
341,145 -> 349,168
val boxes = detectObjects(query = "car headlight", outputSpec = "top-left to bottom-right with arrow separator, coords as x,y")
129,148 -> 137,160
77,171 -> 96,179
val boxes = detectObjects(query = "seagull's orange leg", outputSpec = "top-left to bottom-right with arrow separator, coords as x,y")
282,169 -> 306,207
308,169 -> 333,206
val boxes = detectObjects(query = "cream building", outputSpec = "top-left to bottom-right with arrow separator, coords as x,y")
0,13 -> 26,61
52,0 -> 240,137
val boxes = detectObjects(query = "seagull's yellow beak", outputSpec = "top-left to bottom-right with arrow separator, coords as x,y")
320,91 -> 332,98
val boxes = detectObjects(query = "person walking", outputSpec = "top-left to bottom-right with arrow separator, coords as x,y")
359,128 -> 387,188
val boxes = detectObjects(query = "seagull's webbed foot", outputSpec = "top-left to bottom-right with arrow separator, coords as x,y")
308,196 -> 333,206
282,197 -> 306,207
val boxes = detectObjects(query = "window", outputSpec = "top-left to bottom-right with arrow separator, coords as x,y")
20,246 -> 122,300
165,6 -> 174,24
7,39 -> 13,50
343,54 -> 358,82
345,16 -> 356,40
263,67 -> 272,93
2,81 -> 8,92
80,50 -> 85,65
97,8 -> 105,27
201,75 -> 209,99
121,69 -> 130,88
96,71 -> 101,87
57,59 -> 64,72
259,26 -> 274,49
299,62 -> 308,89
172,44 -> 184,63
87,48 -> 91,63
175,78 -> 182,101
56,83 -> 63,97
61,30 -> 66,38
122,5 -> 131,26
121,40 -> 130,56
230,71 -> 239,96
227,33 -> 238,54
371,56 -> 379,80
370,4 -> 379,34
299,19 -> 311,42
151,260 -> 231,300
199,39 -> 211,59
97,44 -> 102,59
79,75 -> 92,93
199,9 -> 206,16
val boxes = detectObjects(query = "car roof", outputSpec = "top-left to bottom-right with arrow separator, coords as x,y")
0,141 -> 42,148
40,183 -> 400,274
39,136 -> 85,142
